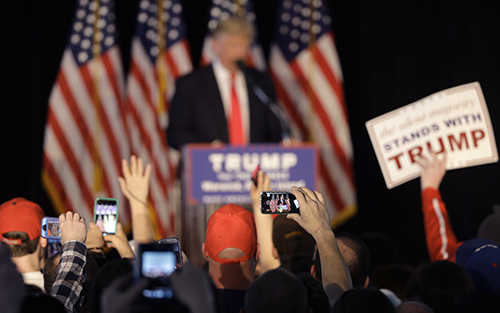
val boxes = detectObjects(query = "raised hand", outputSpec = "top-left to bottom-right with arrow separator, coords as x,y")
118,155 -> 151,205
416,151 -> 447,191
60,212 -> 87,245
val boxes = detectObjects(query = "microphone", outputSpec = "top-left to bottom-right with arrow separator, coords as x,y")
236,60 -> 291,143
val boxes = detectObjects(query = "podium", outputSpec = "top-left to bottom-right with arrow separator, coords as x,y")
179,143 -> 318,266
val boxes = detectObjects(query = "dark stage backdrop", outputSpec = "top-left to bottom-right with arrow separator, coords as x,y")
1,0 -> 500,266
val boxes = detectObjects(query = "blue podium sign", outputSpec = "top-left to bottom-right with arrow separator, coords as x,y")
183,144 -> 318,205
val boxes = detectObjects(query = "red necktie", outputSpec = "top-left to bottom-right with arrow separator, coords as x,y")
228,73 -> 246,145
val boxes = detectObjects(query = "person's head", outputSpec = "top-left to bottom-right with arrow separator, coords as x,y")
0,198 -> 46,263
43,252 -> 61,293
202,204 -> 258,289
372,264 -> 414,300
90,258 -> 133,313
296,272 -> 330,313
405,261 -> 474,301
397,301 -> 434,313
477,204 -> 500,245
212,16 -> 255,72
332,288 -> 397,313
272,215 -> 316,274
336,232 -> 371,288
456,240 -> 500,296
243,268 -> 310,313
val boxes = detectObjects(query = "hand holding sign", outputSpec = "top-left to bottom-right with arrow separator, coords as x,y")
415,151 -> 447,191
366,82 -> 498,189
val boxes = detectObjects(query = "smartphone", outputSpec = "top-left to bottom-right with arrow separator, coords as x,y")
94,197 -> 118,235
260,191 -> 300,214
251,165 -> 260,186
158,237 -> 182,265
135,243 -> 177,301
41,217 -> 62,239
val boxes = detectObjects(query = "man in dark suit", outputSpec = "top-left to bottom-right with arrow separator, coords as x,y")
167,17 -> 283,150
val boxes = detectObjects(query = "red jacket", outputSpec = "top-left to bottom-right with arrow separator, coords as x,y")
422,188 -> 463,262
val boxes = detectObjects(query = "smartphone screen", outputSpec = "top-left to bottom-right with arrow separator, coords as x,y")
260,191 -> 300,214
136,243 -> 177,301
94,198 -> 118,235
41,217 -> 62,239
158,237 -> 182,265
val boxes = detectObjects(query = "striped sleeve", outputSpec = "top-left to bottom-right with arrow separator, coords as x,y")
421,188 -> 463,262
50,241 -> 87,313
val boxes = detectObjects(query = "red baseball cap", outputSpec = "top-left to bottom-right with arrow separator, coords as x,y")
0,198 -> 44,245
205,204 -> 257,265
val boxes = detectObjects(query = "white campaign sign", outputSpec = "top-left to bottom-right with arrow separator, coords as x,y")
366,82 -> 498,189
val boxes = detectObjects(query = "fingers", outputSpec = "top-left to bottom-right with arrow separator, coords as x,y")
291,187 -> 307,204
121,159 -> 131,181
144,164 -> 152,181
130,155 -> 137,175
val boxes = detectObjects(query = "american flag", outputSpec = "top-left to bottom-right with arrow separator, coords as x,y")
269,0 -> 356,226
125,0 -> 192,237
200,0 -> 266,70
42,0 -> 129,224
270,198 -> 278,213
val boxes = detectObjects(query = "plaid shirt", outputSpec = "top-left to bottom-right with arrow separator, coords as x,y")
49,240 -> 87,313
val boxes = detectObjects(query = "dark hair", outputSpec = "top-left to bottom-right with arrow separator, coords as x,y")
22,285 -> 65,313
244,268 -> 308,313
373,264 -> 414,300
332,288 -> 397,313
405,261 -> 474,300
336,232 -> 371,288
4,231 -> 39,257
90,258 -> 133,313
296,272 -> 330,313
43,251 -> 61,293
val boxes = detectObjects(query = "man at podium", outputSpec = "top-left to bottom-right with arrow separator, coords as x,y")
167,16 -> 283,149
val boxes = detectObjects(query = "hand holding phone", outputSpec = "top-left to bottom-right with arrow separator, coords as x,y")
158,237 -> 182,265
260,191 -> 300,214
41,217 -> 61,239
94,198 -> 119,235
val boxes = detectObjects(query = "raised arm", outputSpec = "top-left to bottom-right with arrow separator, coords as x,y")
288,187 -> 352,306
50,212 -> 88,313
251,170 -> 281,274
416,152 -> 462,261
118,156 -> 155,244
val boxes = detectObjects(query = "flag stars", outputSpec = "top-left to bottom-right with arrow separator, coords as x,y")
208,20 -> 218,30
173,4 -> 181,14
301,20 -> 310,30
78,52 -> 89,63
104,37 -> 114,47
292,16 -> 301,26
80,0 -> 88,6
149,5 -> 157,13
211,7 -> 221,17
290,29 -> 299,39
323,16 -> 331,25
300,33 -> 309,43
302,7 -> 311,17
97,18 -> 106,29
148,17 -> 157,27
171,17 -> 181,27
280,25 -> 289,35
89,1 -> 97,11
84,27 -> 93,37
99,6 -> 109,16
74,22 -> 83,32
247,12 -> 255,21
163,0 -> 172,9
168,29 -> 179,40
140,0 -> 149,10
107,24 -> 115,33
293,4 -> 302,13
289,42 -> 299,52
281,12 -> 290,22
146,30 -> 156,40
71,34 -> 81,45
222,0 -> 232,10
220,12 -> 230,20
95,31 -> 104,41
150,46 -> 159,56
138,12 -> 148,23
283,1 -> 292,10
313,0 -> 322,8
313,11 -> 321,21
162,12 -> 170,22
86,14 -> 95,24
77,9 -> 86,19
81,39 -> 91,49
312,24 -> 321,34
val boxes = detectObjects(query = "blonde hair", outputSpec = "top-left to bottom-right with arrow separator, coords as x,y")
213,16 -> 255,41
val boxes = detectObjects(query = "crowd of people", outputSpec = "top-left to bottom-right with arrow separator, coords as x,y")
1,153 -> 500,313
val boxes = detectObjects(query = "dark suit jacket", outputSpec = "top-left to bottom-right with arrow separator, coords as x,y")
167,65 -> 283,150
